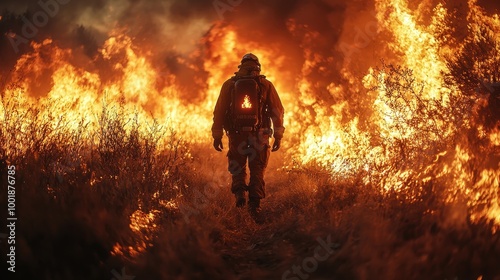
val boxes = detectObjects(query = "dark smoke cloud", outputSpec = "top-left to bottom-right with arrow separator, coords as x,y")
0,0 -> 218,97
0,0 -> 217,58
0,0 -> 356,101
0,0 -> 497,65
0,0 -> 498,102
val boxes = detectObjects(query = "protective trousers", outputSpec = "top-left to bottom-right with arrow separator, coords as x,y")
227,131 -> 270,199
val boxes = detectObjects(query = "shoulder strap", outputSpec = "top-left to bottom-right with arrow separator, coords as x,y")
257,76 -> 270,107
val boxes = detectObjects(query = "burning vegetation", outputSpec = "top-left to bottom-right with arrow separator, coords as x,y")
0,0 -> 499,279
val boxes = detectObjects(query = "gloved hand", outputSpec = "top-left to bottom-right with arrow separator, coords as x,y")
271,138 -> 281,152
213,138 -> 223,152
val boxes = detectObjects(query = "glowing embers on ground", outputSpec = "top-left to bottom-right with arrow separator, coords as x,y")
112,208 -> 160,258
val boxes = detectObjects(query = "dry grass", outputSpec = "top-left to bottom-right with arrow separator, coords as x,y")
1,65 -> 499,280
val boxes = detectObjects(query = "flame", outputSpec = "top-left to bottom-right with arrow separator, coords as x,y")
1,0 -> 500,235
241,95 -> 252,109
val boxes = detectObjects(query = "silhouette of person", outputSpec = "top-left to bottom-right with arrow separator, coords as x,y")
211,53 -> 285,221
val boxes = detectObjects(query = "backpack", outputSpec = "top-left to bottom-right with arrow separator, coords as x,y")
225,75 -> 270,132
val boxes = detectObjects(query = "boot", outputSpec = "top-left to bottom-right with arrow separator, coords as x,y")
248,198 -> 264,224
235,190 -> 246,208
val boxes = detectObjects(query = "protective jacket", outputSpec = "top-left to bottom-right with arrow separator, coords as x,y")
211,63 -> 285,140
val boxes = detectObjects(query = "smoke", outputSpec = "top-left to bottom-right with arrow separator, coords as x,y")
0,0 -> 497,102
0,0 -> 216,57
0,0 -> 369,61
0,0 -> 217,98
0,0 -> 359,101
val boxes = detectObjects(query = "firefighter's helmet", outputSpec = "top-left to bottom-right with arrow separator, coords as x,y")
240,53 -> 260,66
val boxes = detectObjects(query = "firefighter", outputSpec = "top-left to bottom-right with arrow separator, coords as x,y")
211,53 -> 285,222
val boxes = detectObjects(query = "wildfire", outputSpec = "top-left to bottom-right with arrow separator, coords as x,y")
1,0 -> 499,236
241,95 -> 252,109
